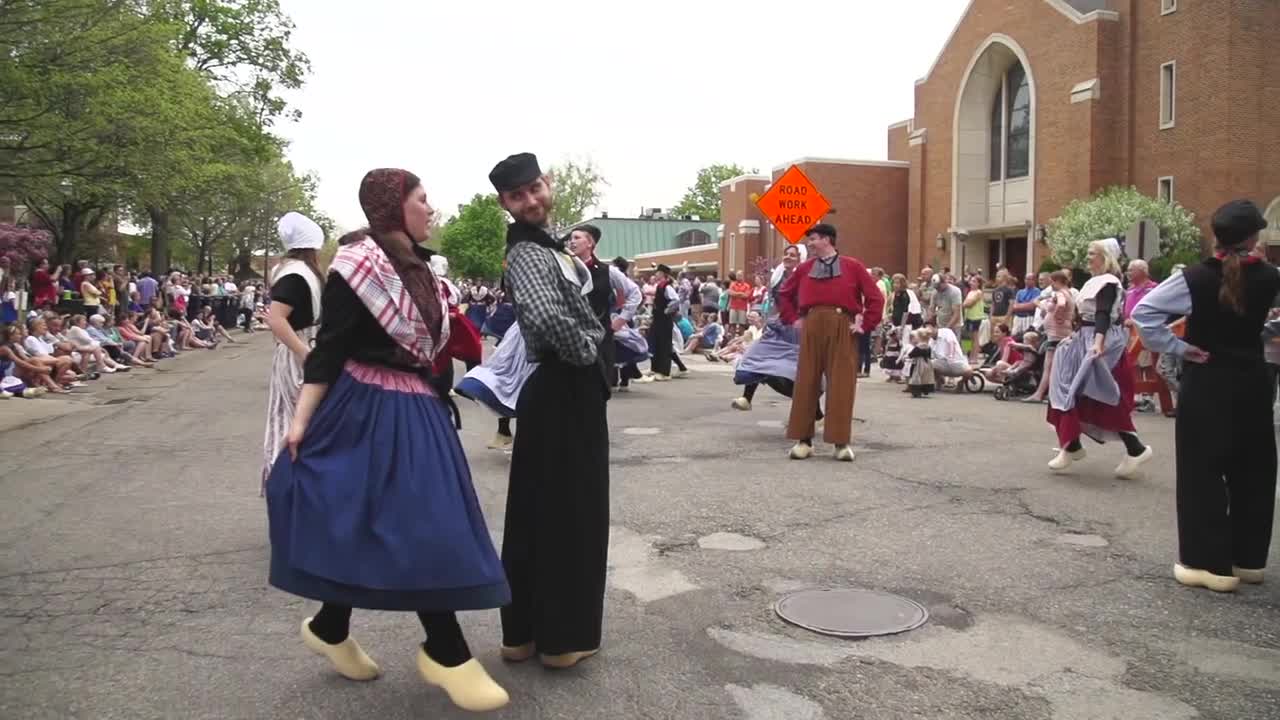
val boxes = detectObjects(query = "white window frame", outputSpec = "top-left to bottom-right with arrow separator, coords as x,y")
1161,0 -> 1177,16
1160,61 -> 1177,129
1157,176 -> 1174,203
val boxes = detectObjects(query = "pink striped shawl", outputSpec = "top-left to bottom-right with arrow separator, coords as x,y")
329,237 -> 450,366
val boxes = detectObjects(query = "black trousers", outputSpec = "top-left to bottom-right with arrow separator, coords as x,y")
502,360 -> 609,655
651,314 -> 673,376
1175,363 -> 1276,575
599,329 -> 617,388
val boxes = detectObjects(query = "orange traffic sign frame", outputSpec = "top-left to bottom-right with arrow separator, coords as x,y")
753,165 -> 832,244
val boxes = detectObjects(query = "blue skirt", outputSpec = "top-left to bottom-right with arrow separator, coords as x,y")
734,323 -> 801,386
266,361 -> 510,611
481,303 -> 516,340
465,304 -> 490,333
455,376 -> 516,418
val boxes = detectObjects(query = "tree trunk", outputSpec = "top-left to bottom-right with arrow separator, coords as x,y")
56,202 -> 82,266
148,207 -> 170,274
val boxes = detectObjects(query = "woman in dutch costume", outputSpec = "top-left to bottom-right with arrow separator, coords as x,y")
260,212 -> 325,496
266,169 -> 510,712
730,243 -> 823,424
1134,199 -> 1278,593
1045,238 -> 1152,478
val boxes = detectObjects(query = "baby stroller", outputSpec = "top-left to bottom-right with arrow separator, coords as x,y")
992,347 -> 1044,401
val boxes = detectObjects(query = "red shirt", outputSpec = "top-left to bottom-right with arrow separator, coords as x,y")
728,280 -> 751,311
776,256 -> 885,332
31,269 -> 57,306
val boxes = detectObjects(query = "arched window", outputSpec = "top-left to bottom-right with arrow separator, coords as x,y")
677,229 -> 711,248
989,61 -> 1030,182
989,85 -> 1004,182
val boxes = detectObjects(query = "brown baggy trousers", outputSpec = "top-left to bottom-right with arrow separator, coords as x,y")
787,306 -> 859,445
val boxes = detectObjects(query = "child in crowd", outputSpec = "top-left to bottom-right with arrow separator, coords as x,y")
880,326 -> 904,383
905,329 -> 934,398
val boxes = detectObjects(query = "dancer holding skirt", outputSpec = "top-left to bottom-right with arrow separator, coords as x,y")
266,169 -> 510,712
260,212 -> 325,495
1045,238 -> 1152,478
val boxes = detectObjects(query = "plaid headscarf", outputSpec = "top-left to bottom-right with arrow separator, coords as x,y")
357,169 -> 442,346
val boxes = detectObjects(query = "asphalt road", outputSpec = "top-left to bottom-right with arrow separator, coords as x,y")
0,335 -> 1277,720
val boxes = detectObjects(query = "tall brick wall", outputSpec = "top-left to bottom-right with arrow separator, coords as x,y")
773,161 -> 909,274
717,177 -> 770,278
887,121 -> 911,163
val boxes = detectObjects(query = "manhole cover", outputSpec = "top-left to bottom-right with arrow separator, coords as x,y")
774,588 -> 928,638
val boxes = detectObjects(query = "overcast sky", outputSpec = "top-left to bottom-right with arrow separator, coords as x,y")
276,0 -> 969,231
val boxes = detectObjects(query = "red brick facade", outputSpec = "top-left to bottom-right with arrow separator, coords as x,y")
717,175 -> 771,278
899,0 -> 1280,275
715,1 -> 1279,278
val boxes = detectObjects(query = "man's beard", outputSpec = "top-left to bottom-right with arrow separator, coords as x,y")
515,196 -> 553,226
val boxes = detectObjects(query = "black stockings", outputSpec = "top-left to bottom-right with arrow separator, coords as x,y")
308,603 -> 472,667
1064,433 -> 1145,457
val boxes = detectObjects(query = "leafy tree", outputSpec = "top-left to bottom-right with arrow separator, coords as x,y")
548,159 -> 606,232
439,194 -> 507,280
142,0 -> 311,272
1046,186 -> 1202,278
153,0 -> 310,125
672,164 -> 756,222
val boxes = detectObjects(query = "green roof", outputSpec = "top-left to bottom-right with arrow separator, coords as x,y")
571,217 -> 720,259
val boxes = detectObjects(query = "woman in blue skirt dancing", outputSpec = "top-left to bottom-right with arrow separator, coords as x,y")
731,243 -> 823,423
266,169 -> 510,712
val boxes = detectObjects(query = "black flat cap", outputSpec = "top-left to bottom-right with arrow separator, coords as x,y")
489,153 -> 542,193
655,263 -> 673,275
806,223 -> 838,242
1212,199 -> 1268,246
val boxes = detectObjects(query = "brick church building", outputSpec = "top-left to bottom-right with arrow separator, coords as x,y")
715,0 -> 1280,280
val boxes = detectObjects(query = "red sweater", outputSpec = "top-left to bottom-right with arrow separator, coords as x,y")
776,255 -> 885,332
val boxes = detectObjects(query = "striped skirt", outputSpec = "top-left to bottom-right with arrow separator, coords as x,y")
261,328 -> 313,496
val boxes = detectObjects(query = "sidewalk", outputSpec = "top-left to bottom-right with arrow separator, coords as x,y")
0,334 -> 270,435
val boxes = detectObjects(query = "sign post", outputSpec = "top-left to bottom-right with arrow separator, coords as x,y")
753,165 -> 832,244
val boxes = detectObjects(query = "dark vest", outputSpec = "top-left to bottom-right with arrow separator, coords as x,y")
653,280 -> 672,319
585,258 -> 613,332
1182,258 -> 1280,365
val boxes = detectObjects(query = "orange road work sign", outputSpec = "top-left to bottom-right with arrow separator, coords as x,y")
753,165 -> 832,244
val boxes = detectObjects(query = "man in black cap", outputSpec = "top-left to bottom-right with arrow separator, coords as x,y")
1134,198 -> 1278,594
567,224 -> 643,389
648,263 -> 680,380
488,152 -> 609,668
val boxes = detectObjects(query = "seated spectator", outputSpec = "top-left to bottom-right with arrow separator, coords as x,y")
167,308 -> 212,350
127,290 -> 145,314
0,324 -> 66,394
123,311 -> 170,358
980,324 -> 1024,383
685,313 -> 724,354
193,305 -> 236,344
89,314 -> 154,367
28,315 -> 87,374
710,311 -> 763,363
65,314 -> 128,372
